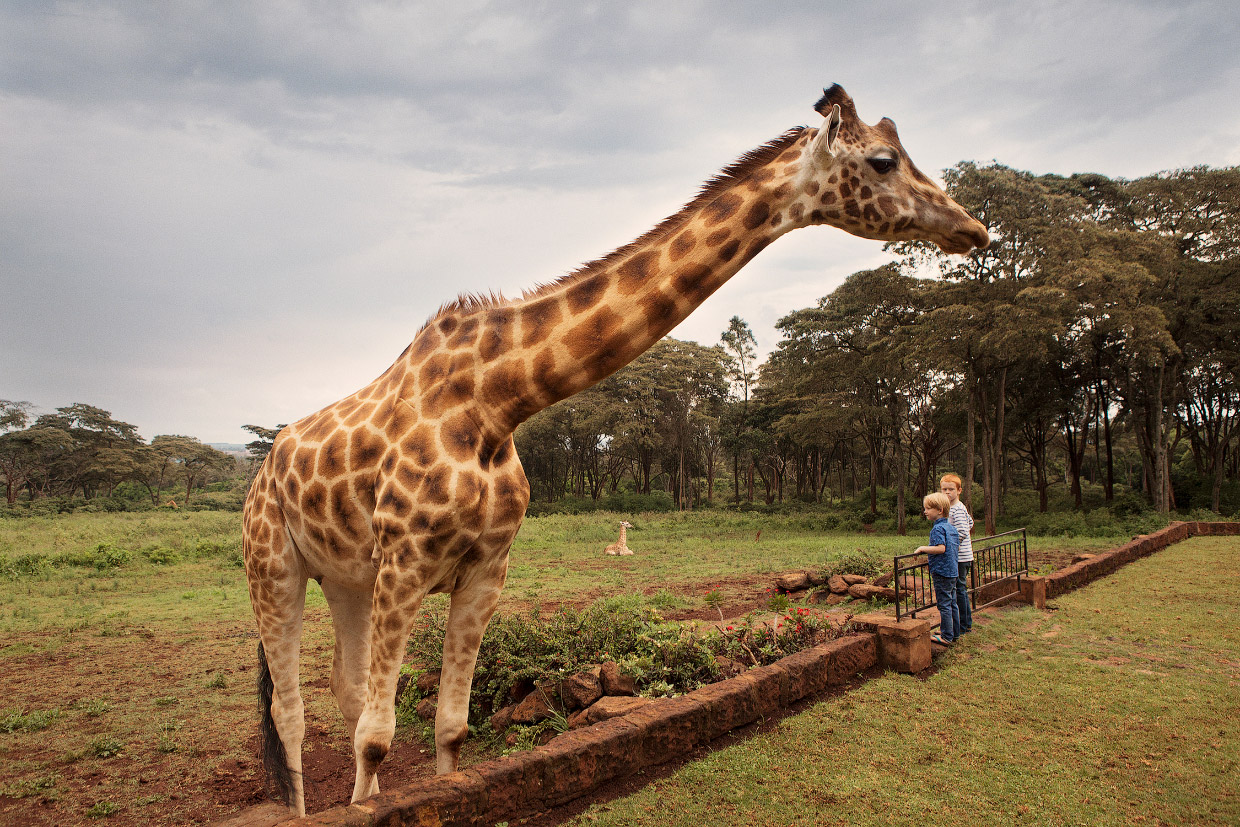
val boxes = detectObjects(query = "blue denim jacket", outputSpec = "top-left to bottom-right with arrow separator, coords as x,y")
927,518 -> 960,579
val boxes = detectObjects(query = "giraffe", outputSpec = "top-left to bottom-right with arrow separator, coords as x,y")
603,520 -> 633,555
242,84 -> 988,816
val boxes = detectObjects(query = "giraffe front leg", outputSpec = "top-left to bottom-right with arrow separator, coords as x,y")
349,562 -> 430,804
435,553 -> 508,774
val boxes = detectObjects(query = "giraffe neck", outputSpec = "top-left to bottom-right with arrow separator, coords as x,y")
618,524 -> 627,545
464,127 -> 814,433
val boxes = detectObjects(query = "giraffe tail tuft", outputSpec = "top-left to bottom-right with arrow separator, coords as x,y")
257,641 -> 293,806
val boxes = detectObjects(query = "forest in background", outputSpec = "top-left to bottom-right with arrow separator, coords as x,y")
514,162 -> 1240,532
3,162 -> 1237,533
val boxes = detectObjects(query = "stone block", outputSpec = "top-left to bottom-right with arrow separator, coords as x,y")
852,613 -> 930,673
775,570 -> 812,591
625,696 -> 712,767
847,583 -> 897,602
599,661 -> 637,696
687,675 -> 765,740
367,769 -> 487,827
1018,575 -> 1046,609
414,669 -> 441,694
559,668 -> 603,711
472,749 -> 545,822
511,688 -> 556,725
585,695 -> 653,724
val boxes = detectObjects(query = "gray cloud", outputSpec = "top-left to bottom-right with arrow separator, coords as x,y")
2,0 -> 1237,442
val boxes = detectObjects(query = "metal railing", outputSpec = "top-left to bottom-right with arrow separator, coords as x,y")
894,528 -> 1028,624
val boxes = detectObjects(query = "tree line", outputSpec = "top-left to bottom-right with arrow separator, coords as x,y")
0,402 -> 241,506
514,162 -> 1240,531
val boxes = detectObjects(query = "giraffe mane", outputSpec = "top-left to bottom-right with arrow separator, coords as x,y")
424,127 -> 808,327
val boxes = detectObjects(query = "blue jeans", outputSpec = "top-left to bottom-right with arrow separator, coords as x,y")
955,561 -> 973,633
931,572 -> 958,642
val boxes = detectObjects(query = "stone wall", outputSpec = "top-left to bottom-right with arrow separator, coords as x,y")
271,634 -> 877,827
1044,521 -> 1238,601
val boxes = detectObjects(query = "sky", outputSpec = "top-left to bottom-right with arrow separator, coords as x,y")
2,1 -> 1238,445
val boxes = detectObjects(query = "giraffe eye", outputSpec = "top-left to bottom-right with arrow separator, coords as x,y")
867,157 -> 897,174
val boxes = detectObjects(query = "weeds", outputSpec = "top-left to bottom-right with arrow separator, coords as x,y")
86,801 -> 120,818
78,698 -> 112,717
1,707 -> 60,733
1,772 -> 61,799
88,735 -> 124,758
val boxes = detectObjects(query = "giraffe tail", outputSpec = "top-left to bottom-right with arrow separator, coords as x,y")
256,641 -> 293,806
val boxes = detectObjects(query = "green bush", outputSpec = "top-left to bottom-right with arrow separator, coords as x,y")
0,554 -> 53,580
1,708 -> 60,733
822,547 -> 888,580
408,595 -> 719,725
141,547 -> 179,565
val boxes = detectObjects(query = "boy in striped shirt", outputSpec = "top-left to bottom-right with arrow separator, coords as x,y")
940,473 -> 975,635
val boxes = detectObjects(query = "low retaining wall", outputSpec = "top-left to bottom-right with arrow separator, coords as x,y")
1044,521 -> 1239,600
230,519 -> 1237,827
279,634 -> 877,827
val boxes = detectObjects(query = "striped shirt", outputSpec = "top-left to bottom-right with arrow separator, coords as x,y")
949,501 -> 974,562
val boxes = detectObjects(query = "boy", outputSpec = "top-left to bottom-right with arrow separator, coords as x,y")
940,473 -> 975,636
917,492 -> 960,645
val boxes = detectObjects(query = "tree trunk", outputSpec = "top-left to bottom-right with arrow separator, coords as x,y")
965,400 -> 976,513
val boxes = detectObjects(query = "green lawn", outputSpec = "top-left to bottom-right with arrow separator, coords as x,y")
0,510 -> 1220,824
0,509 -> 1119,635
565,535 -> 1240,827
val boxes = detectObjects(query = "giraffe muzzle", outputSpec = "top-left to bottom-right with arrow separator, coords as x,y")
938,221 -> 990,255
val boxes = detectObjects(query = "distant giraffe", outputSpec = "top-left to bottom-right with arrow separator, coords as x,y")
603,520 -> 634,556
242,84 -> 988,816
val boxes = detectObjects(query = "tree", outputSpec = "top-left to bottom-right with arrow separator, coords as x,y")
720,317 -> 759,503
0,400 -> 35,503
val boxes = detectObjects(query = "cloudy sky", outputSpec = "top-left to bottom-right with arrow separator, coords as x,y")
3,1 -> 1238,445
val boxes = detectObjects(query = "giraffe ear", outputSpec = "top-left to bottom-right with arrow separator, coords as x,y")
812,103 -> 843,158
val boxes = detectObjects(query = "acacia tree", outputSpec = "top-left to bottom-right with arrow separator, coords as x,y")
0,400 -> 35,503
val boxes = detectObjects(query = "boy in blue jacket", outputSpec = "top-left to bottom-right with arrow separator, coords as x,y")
917,492 -> 960,645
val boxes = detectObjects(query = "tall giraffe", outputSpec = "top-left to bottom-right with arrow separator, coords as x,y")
242,84 -> 988,816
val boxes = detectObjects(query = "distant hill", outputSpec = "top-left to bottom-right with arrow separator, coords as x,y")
210,443 -> 249,458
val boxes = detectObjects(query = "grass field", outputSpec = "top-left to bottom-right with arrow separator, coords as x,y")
564,535 -> 1240,827
0,509 -> 1148,824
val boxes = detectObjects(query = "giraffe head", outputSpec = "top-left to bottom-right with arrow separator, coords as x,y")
794,84 -> 989,255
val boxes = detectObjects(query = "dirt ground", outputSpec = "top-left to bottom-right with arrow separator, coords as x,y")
0,547 -> 1078,826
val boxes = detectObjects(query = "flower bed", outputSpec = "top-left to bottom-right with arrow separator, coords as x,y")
400,594 -> 855,750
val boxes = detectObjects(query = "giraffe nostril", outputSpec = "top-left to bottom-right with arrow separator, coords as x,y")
968,223 -> 990,250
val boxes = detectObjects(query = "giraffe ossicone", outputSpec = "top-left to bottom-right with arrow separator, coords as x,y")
242,84 -> 988,816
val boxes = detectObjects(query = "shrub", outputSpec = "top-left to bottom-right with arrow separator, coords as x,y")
1,708 -> 60,733
86,801 -> 120,818
0,553 -> 53,580
408,596 -> 719,725
142,547 -> 179,565
714,608 -> 844,668
88,736 -> 124,758
822,547 -> 887,580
